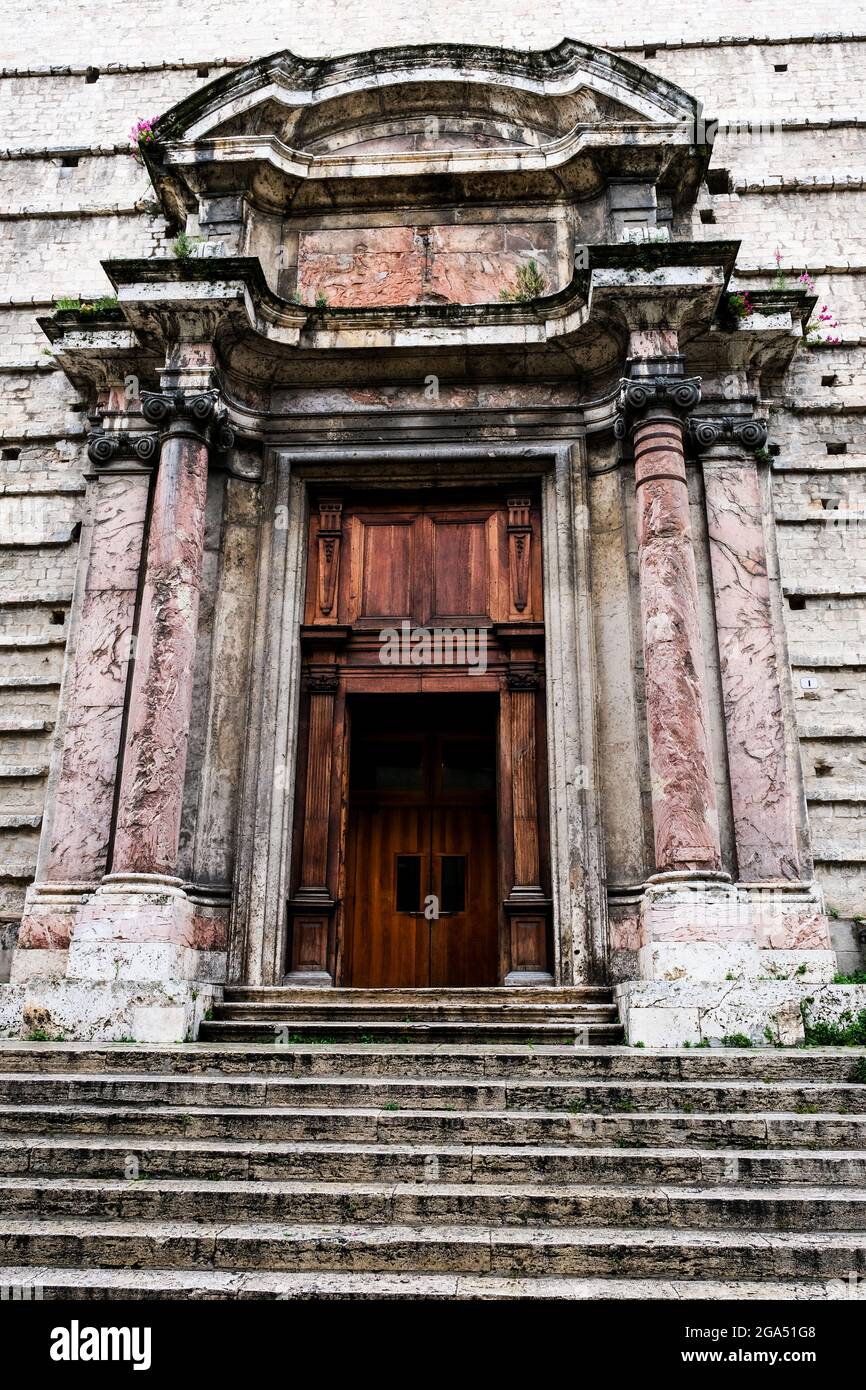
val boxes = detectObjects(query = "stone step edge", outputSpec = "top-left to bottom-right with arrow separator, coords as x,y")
2,1219 -> 865,1250
0,1266 -> 857,1300
2,1070 -> 863,1085
4,1176 -> 865,1204
2,1103 -> 865,1122
4,1136 -> 864,1160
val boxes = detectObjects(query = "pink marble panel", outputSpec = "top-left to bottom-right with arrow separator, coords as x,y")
46,705 -> 125,881
86,476 -> 150,592
37,476 -> 148,889
112,435 -> 209,877
297,222 -> 558,307
17,912 -> 74,950
704,457 -> 802,880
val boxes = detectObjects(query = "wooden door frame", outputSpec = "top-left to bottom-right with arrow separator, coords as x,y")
229,441 -> 609,988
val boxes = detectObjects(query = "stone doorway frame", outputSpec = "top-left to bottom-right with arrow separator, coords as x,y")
228,439 -> 609,987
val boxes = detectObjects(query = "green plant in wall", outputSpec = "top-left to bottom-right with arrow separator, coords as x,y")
500,258 -> 548,303
54,296 -> 119,314
172,231 -> 199,260
802,1002 -> 866,1047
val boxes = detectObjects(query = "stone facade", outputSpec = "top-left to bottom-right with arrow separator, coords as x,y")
1,4 -> 865,1044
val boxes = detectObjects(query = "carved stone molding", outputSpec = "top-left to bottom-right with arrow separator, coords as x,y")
140,388 -> 235,450
614,372 -> 702,439
688,415 -> 769,451
86,429 -> 159,467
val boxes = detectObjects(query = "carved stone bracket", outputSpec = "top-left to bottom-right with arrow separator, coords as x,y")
688,415 -> 769,451
506,495 -> 532,613
140,388 -> 235,451
87,429 -> 159,467
316,498 -> 343,617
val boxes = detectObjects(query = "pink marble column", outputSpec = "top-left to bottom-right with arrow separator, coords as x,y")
14,432 -> 155,968
110,390 -> 227,877
696,419 -> 804,881
618,357 -> 722,872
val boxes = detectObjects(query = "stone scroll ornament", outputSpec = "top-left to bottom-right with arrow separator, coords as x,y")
140,388 -> 235,451
86,430 -> 159,466
688,416 -> 769,451
614,374 -> 702,441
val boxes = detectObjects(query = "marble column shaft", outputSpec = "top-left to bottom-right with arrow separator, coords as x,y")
111,396 -> 217,877
623,371 -> 722,872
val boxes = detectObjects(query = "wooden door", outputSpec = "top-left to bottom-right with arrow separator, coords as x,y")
344,701 -> 498,987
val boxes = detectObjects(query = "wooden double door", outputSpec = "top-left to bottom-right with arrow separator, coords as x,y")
287,488 -> 552,988
344,699 -> 498,987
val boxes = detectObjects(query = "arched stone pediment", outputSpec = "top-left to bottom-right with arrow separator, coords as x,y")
171,40 -> 698,147
146,40 -> 707,222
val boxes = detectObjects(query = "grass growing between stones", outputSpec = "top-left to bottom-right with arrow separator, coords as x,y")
802,1005 -> 866,1047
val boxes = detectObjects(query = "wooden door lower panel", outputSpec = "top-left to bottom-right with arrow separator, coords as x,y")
345,802 -> 498,988
429,805 -> 498,987
345,805 -> 429,988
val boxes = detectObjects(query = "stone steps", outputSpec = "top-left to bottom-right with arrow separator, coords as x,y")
3,1176 -> 864,1230
3,1136 -> 864,1184
0,1072 -> 862,1113
0,1042 -> 860,1080
200,985 -> 625,1043
222,987 -> 613,1005
0,1266 -> 852,1301
198,1020 -> 624,1043
0,1218 -> 863,1279
0,1041 -> 863,1299
1,1104 -> 864,1149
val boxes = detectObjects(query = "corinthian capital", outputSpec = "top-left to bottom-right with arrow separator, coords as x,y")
688,415 -> 769,451
140,388 -> 235,450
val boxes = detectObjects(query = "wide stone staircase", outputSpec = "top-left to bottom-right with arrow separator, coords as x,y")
0,1040 -> 864,1299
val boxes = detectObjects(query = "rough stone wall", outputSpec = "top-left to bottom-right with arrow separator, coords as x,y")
1,0 -> 865,969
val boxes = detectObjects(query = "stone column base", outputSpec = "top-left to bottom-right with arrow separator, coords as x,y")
1,873 -> 224,1043
615,978 -> 866,1047
612,873 -> 863,1045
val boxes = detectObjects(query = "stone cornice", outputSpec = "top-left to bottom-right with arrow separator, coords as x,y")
94,242 -> 738,392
